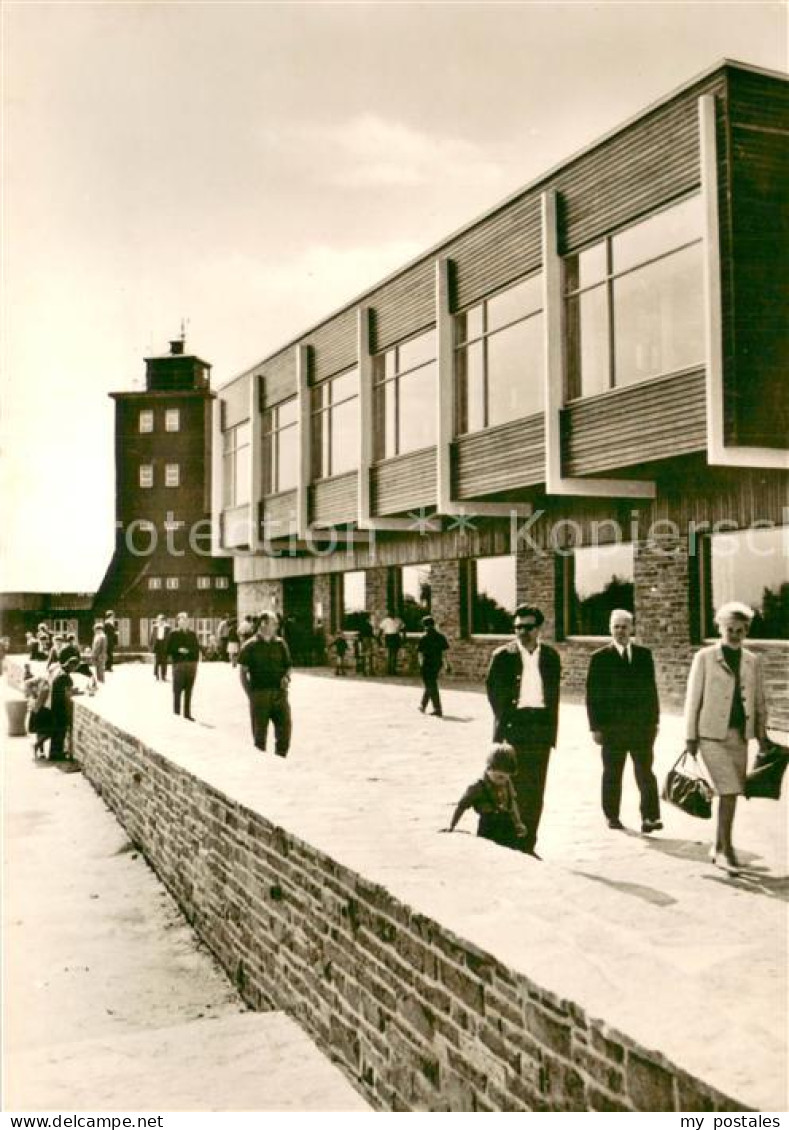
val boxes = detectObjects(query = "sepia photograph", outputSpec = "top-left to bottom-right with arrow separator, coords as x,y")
1,0 -> 787,1117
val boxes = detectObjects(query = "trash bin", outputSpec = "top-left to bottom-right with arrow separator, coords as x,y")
5,697 -> 28,737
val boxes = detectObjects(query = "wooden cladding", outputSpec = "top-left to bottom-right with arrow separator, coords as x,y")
305,308 -> 358,381
729,66 -> 789,132
447,197 -> 542,311
371,448 -> 437,515
221,376 -> 251,430
562,369 -> 707,476
310,473 -> 358,526
261,490 -> 298,537
368,261 -> 435,353
221,503 -> 251,549
455,415 -> 545,499
260,350 -> 297,407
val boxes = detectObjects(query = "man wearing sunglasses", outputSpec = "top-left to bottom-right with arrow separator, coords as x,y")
485,605 -> 561,857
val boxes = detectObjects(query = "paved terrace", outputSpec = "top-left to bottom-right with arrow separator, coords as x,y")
8,660 -> 787,1110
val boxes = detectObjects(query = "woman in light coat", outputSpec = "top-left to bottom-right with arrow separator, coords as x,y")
684,601 -> 770,873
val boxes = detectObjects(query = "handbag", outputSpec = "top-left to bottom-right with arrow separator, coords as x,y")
745,743 -> 789,800
662,750 -> 714,819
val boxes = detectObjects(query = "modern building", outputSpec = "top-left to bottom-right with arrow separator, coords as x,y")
214,60 -> 788,722
94,338 -> 235,651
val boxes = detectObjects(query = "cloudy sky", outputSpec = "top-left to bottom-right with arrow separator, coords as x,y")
2,1 -> 785,591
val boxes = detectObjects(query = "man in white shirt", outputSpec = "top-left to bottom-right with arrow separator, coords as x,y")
486,606 -> 562,857
379,611 -> 405,676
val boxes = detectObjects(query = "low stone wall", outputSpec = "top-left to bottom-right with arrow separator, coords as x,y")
71,701 -> 745,1113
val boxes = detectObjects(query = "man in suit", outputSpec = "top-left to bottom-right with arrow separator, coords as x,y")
485,605 -> 562,857
149,614 -> 171,681
103,611 -> 118,672
586,608 -> 662,833
165,611 -> 200,720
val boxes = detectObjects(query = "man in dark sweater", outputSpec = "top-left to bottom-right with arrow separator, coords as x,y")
238,611 -> 292,756
166,612 -> 201,720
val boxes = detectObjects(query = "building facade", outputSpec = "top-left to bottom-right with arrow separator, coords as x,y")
0,592 -> 95,649
94,339 -> 235,651
214,61 -> 788,722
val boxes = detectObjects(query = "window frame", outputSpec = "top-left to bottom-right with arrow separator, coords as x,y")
466,554 -> 518,638
165,463 -> 180,487
165,577 -> 180,591
148,577 -> 162,590
215,577 -> 230,590
262,398 -> 299,495
164,408 -> 180,433
139,464 -> 154,488
699,527 -> 789,644
372,328 -> 437,461
138,410 -> 154,433
311,367 -> 360,480
454,271 -> 544,436
222,420 -> 251,508
197,576 -> 211,590
561,543 -> 636,640
563,193 -> 704,401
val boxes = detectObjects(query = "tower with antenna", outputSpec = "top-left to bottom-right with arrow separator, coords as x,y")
93,332 -> 235,652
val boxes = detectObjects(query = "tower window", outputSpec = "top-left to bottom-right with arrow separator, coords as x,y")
197,576 -> 211,589
165,409 -> 180,432
166,577 -> 180,590
139,410 -> 154,433
215,577 -> 230,589
139,465 -> 154,488
165,463 -> 180,487
148,577 -> 162,590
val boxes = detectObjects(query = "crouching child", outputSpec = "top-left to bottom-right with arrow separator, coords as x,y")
442,743 -> 527,851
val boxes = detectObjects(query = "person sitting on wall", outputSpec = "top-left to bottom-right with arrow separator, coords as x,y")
441,743 -> 528,852
166,612 -> 201,721
237,611 -> 292,757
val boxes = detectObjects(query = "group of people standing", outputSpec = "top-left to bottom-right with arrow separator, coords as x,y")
445,601 -> 771,872
24,612 -> 119,759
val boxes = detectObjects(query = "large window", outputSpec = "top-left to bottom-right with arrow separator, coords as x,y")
222,421 -> 251,508
470,555 -> 517,635
702,526 -> 788,641
311,368 -> 360,479
565,194 -> 704,399
455,273 -> 544,434
263,398 -> 299,494
566,543 -> 634,636
373,329 -> 437,459
398,564 -> 432,632
341,570 -> 367,631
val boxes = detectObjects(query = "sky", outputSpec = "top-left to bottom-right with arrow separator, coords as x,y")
1,0 -> 786,591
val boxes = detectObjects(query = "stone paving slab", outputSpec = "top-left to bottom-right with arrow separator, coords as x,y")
11,661 -> 788,1111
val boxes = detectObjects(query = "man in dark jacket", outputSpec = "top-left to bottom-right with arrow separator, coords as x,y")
166,612 -> 200,719
103,612 -> 118,672
238,611 -> 292,756
485,605 -> 561,856
586,608 -> 662,833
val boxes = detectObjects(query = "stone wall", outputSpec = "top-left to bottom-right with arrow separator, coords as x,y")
71,701 -> 745,1113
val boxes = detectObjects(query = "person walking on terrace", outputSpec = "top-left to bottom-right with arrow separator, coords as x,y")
149,614 -> 171,681
379,610 -> 406,676
103,612 -> 118,672
586,609 -> 662,834
417,616 -> 450,717
166,612 -> 200,720
485,605 -> 561,858
238,611 -> 292,757
685,601 -> 770,874
90,622 -> 108,684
